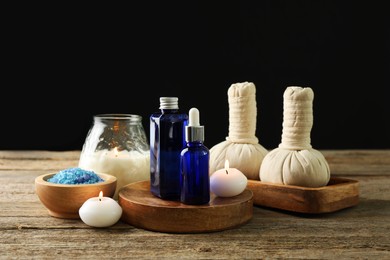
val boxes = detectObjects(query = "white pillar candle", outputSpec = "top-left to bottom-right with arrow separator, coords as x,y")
210,159 -> 248,197
79,191 -> 123,228
79,147 -> 150,199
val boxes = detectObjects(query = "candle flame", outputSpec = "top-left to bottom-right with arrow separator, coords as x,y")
224,159 -> 229,174
99,191 -> 103,201
114,147 -> 119,157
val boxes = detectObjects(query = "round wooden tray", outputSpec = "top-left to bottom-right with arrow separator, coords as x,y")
118,180 -> 253,233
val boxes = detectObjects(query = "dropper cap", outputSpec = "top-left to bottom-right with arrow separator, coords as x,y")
186,107 -> 204,142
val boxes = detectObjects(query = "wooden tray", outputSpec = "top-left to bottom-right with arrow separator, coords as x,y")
118,180 -> 253,233
246,177 -> 359,214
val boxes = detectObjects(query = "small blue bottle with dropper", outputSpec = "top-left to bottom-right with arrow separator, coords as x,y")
180,107 -> 210,205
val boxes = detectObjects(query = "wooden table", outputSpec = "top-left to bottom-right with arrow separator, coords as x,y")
1,150 -> 389,259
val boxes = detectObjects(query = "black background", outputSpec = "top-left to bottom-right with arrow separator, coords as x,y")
1,1 -> 389,151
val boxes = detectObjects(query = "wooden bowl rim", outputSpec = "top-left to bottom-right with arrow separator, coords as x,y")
35,172 -> 117,187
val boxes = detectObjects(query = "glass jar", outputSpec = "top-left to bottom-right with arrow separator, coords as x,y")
78,114 -> 150,200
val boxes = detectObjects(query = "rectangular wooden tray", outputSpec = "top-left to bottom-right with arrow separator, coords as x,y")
246,177 -> 359,214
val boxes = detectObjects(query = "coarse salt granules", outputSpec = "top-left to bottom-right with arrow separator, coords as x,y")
47,167 -> 104,184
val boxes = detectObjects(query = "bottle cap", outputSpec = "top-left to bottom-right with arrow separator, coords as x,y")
186,107 -> 204,142
159,97 -> 179,109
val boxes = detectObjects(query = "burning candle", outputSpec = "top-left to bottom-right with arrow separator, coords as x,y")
210,159 -> 248,197
79,191 -> 123,228
78,147 -> 150,200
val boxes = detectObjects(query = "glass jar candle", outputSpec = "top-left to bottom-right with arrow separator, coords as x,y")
78,114 -> 150,199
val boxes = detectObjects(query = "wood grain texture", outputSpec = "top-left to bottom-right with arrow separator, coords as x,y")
0,150 -> 80,171
247,177 -> 359,213
0,150 -> 389,259
1,149 -> 389,175
321,149 -> 390,176
118,180 -> 253,233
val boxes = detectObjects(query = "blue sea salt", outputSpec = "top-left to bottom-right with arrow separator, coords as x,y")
47,167 -> 104,184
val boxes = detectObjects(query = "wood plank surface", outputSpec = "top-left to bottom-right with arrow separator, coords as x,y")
1,149 -> 389,175
0,150 -> 389,259
321,149 -> 390,176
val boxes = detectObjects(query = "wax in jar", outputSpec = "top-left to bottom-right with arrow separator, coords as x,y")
79,148 -> 150,199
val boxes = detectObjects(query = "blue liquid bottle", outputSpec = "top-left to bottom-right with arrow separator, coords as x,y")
180,107 -> 210,205
150,97 -> 188,200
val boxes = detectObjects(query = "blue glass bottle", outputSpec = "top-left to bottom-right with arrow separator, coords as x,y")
180,107 -> 210,205
150,97 -> 188,200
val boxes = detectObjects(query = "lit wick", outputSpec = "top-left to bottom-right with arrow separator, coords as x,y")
224,159 -> 229,175
99,191 -> 103,201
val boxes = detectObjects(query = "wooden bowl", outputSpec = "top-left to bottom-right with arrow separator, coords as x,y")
35,172 -> 117,219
